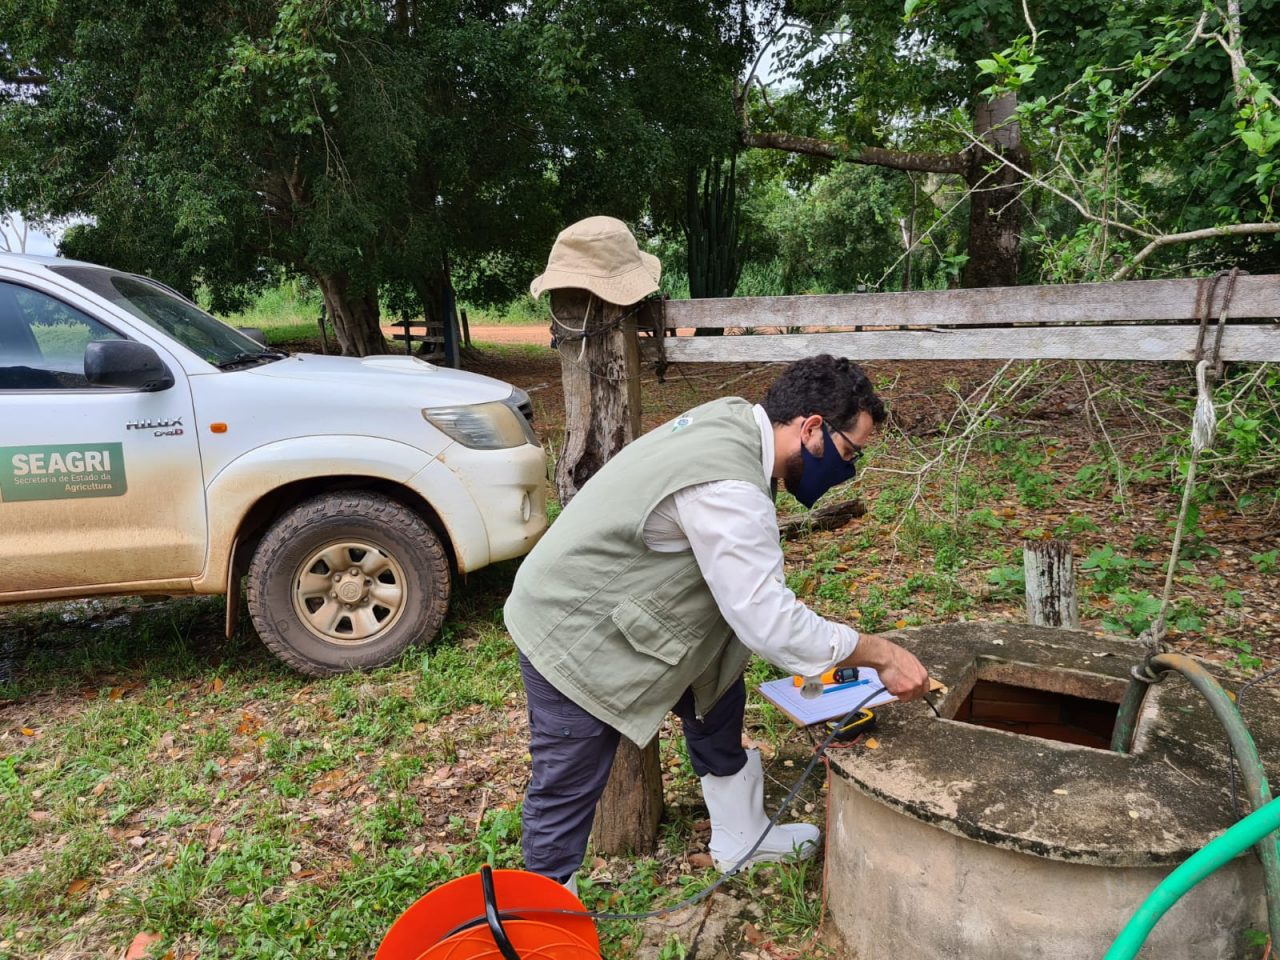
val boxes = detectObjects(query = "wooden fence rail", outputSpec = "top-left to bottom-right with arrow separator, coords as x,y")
654,275 -> 1280,363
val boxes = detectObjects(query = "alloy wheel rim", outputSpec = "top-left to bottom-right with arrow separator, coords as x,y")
291,540 -> 408,645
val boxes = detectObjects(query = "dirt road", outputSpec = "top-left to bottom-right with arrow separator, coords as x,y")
468,324 -> 552,346
378,323 -> 553,347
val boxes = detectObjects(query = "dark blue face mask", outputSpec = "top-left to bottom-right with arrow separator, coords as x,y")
791,423 -> 857,508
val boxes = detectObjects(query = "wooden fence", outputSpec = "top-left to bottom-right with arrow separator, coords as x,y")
650,274 -> 1280,363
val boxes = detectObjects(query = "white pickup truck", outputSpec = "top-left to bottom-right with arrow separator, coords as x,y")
0,253 -> 548,674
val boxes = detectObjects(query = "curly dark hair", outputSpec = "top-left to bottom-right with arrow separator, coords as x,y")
761,354 -> 886,429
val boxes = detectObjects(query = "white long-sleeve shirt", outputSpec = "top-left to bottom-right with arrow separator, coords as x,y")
640,404 -> 859,676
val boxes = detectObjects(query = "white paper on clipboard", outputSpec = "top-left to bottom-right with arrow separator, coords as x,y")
756,668 -> 899,727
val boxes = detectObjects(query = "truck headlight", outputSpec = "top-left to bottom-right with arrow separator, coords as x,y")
423,399 -> 539,450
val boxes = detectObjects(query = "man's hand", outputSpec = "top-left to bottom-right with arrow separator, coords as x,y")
838,633 -> 930,702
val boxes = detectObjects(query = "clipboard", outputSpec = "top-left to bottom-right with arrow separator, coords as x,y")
757,669 -> 943,727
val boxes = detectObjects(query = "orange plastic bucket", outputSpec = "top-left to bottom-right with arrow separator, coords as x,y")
375,867 -> 600,960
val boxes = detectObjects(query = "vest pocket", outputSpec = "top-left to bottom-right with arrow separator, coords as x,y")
611,560 -> 730,661
610,597 -> 697,664
552,561 -> 731,718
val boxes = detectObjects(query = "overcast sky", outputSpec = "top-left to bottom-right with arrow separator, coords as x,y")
2,212 -> 59,256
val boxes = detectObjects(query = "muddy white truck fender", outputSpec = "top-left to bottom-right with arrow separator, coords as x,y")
194,435 -> 489,594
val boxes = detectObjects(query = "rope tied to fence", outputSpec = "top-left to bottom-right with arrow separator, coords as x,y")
548,294 -> 655,347
1194,267 -> 1241,381
546,292 -> 664,384
1136,269 -> 1240,668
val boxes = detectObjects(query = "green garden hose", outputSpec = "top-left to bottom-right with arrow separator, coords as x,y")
1110,653 -> 1279,955
1109,676 -> 1147,754
1103,796 -> 1280,959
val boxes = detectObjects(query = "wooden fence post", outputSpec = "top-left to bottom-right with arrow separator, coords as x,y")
550,289 -> 662,856
1024,539 -> 1079,628
553,291 -> 641,502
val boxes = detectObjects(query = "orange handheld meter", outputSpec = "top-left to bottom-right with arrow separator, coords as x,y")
792,666 -> 860,688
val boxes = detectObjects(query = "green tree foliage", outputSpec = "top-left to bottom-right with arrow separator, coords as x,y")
767,165 -> 908,293
0,0 -> 752,354
743,1 -> 1042,287
740,0 -> 1279,287
728,142 -> 960,295
980,1 -> 1280,279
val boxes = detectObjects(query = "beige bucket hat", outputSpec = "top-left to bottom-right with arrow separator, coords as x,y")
530,215 -> 661,306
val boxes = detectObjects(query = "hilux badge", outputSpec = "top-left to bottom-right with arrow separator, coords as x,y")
126,417 -> 183,430
126,417 -> 185,437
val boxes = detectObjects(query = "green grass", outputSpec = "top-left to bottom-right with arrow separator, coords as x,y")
0,565 -> 544,957
221,282 -> 324,346
459,294 -> 546,326
0,553 -> 833,959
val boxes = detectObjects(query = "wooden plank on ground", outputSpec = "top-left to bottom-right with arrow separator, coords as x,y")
662,275 -> 1280,330
659,324 -> 1280,363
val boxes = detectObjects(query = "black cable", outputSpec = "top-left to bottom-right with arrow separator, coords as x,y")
438,685 -> 890,942
480,865 -> 523,960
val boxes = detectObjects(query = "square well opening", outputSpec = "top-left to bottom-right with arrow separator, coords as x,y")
945,660 -> 1127,750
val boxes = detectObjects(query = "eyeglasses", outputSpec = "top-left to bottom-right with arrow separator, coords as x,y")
828,425 -> 864,465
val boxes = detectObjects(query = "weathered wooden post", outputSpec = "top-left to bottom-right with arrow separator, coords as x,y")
1024,539 -> 1079,628
551,289 -> 642,501
548,287 -> 663,856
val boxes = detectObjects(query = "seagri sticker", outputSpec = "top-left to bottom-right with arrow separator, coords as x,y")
0,443 -> 127,502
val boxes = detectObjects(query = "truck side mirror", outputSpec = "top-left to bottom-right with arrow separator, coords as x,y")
238,327 -> 268,347
84,340 -> 175,392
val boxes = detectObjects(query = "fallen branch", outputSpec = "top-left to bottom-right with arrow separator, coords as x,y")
741,131 -> 969,174
778,499 -> 866,540
1110,222 -> 1280,281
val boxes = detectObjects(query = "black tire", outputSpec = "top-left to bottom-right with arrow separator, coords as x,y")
246,491 -> 450,676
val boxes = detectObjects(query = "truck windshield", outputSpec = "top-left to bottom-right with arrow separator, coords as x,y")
51,266 -> 279,368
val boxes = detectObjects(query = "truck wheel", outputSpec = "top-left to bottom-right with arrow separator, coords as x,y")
246,492 -> 451,676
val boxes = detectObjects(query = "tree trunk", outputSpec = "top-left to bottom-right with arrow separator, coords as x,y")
963,92 -> 1028,289
550,288 -> 662,855
315,271 -> 386,356
413,254 -> 461,367
592,739 -> 663,856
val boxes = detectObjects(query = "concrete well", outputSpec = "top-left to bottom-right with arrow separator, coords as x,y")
823,622 -> 1279,960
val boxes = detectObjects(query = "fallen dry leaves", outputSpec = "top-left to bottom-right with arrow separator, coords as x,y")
123,932 -> 163,960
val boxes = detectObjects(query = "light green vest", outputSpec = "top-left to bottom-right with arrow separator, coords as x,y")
505,397 -> 772,746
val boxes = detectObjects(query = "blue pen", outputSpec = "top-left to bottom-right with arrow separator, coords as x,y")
821,679 -> 871,695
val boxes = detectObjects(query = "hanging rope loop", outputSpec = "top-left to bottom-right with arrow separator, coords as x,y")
1191,359 -> 1218,454
1141,269 -> 1242,655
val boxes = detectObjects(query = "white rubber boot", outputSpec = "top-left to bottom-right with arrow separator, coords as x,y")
561,872 -> 578,897
700,749 -> 820,873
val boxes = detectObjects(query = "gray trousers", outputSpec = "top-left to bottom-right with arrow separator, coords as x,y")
519,652 -> 747,882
